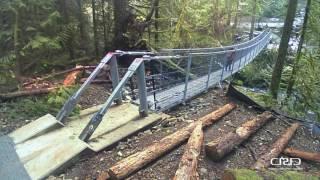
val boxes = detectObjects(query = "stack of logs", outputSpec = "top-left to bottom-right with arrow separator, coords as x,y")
97,103 -> 320,180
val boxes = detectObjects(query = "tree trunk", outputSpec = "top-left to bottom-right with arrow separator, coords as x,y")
222,169 -> 319,180
154,0 -> 160,45
102,0 -> 108,50
283,147 -> 320,163
57,0 -> 75,59
13,8 -> 22,83
286,0 -> 311,97
92,0 -> 99,57
270,0 -> 298,98
226,0 -> 232,26
233,0 -> 240,29
113,0 -> 130,50
77,0 -> 90,54
252,123 -> 300,170
173,122 -> 203,180
98,103 -> 236,180
205,112 -> 273,161
249,0 -> 257,39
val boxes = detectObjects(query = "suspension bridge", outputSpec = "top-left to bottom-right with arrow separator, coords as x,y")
0,30 -> 272,179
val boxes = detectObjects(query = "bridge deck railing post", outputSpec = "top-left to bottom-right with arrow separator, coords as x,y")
238,49 -> 244,70
110,55 -> 122,104
206,55 -> 214,91
159,60 -> 163,88
183,55 -> 192,104
220,55 -> 225,83
137,61 -> 148,117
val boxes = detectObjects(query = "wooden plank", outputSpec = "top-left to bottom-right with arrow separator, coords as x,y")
9,114 -> 63,144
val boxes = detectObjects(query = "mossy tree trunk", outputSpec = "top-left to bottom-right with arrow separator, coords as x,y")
13,7 -> 22,83
233,0 -> 240,29
92,0 -> 99,57
113,0 -> 130,50
286,0 -> 311,97
270,0 -> 298,99
249,0 -> 257,40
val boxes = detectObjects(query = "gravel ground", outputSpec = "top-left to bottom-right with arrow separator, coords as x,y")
1,84 -> 319,179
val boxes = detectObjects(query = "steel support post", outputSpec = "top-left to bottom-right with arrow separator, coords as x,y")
220,56 -> 225,82
243,49 -> 249,65
110,55 -> 122,104
248,48 -> 254,64
183,55 -> 192,104
137,61 -> 148,117
231,50 -> 236,75
206,55 -> 214,91
159,60 -> 163,88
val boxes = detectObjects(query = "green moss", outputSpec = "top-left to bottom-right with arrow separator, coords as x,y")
225,169 -> 319,180
234,85 -> 277,108
227,169 -> 263,180
274,171 -> 319,180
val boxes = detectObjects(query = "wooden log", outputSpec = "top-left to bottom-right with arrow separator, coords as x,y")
0,87 -> 60,100
173,122 -> 204,180
63,69 -> 83,86
283,147 -> 320,163
222,169 -> 319,180
252,123 -> 300,170
205,112 -> 273,161
98,103 -> 236,180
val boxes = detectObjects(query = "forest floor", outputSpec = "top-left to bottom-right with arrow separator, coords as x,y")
1,84 -> 319,179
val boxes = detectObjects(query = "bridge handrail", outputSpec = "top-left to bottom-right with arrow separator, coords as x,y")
159,30 -> 270,53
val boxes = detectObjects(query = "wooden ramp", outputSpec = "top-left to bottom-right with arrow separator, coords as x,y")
3,103 -> 165,179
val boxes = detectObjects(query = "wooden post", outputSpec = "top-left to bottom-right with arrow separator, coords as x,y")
252,123 -> 300,170
173,122 -> 204,180
98,103 -> 236,180
205,112 -> 273,161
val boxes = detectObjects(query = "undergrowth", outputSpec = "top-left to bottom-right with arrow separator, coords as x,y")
0,86 -> 80,121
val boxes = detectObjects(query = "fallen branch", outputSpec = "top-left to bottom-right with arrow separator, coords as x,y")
23,66 -> 96,87
205,112 -> 273,161
283,147 -> 320,163
173,122 -> 203,180
222,169 -> 319,180
98,103 -> 236,180
252,123 -> 300,170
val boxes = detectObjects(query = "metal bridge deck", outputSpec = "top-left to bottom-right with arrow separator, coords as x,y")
147,53 -> 252,111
